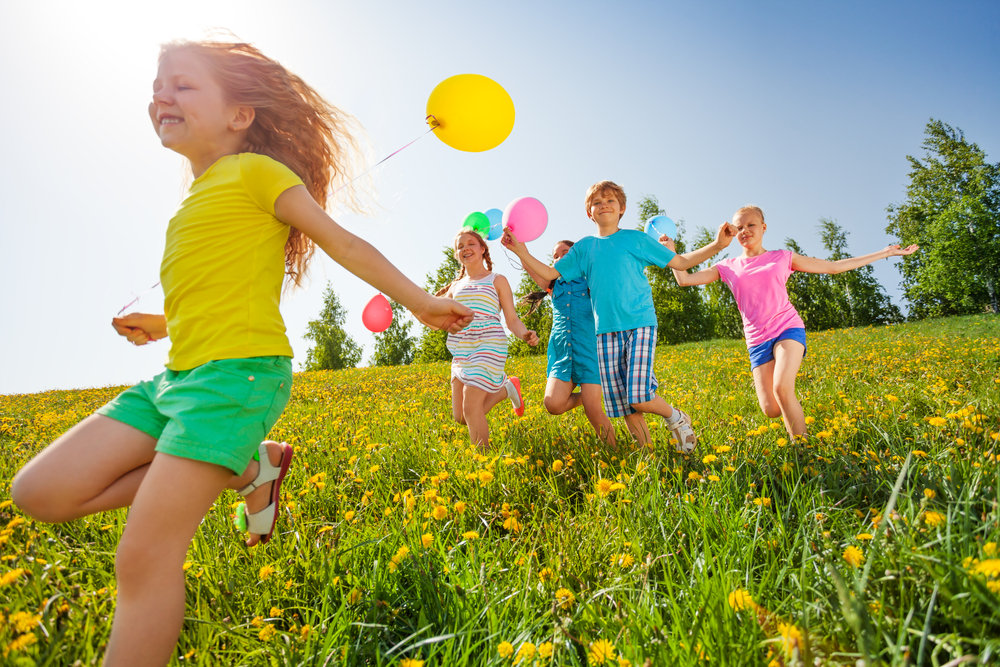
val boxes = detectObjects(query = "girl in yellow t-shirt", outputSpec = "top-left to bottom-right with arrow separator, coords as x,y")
11,39 -> 472,667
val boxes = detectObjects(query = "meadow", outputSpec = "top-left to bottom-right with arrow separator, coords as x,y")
1,315 -> 998,667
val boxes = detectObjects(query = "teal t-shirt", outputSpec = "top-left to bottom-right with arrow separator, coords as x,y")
554,229 -> 676,334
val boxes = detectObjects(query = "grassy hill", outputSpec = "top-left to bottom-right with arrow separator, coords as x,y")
1,315 -> 999,666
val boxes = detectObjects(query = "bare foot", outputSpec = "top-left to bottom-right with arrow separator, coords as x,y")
232,440 -> 284,547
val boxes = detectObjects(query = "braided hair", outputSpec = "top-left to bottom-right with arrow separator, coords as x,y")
435,230 -> 494,297
519,240 -> 575,316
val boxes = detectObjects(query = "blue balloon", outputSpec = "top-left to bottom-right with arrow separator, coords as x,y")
485,208 -> 504,241
645,215 -> 677,240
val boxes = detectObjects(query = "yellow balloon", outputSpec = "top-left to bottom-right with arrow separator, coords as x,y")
426,74 -> 515,152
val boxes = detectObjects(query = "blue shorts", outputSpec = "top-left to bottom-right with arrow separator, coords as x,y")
748,328 -> 807,370
596,326 -> 658,418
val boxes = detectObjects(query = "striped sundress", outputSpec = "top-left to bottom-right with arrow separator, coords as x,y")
447,272 -> 508,392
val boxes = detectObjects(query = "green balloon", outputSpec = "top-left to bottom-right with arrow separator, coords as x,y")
462,211 -> 491,238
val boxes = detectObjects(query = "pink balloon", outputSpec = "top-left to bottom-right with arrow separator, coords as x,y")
362,293 -> 393,333
502,196 -> 548,243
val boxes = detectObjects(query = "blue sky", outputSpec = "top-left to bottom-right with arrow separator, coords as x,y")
1,0 -> 997,395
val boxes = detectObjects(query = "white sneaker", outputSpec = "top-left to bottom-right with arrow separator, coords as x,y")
666,408 -> 697,453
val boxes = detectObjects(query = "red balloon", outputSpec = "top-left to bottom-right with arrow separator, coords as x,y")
362,294 -> 393,333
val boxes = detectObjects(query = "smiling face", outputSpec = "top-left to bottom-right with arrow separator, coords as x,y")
552,241 -> 573,262
587,189 -> 625,226
455,233 -> 485,267
149,49 -> 246,171
733,209 -> 767,250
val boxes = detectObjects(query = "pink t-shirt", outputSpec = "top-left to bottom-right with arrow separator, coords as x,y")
715,249 -> 806,347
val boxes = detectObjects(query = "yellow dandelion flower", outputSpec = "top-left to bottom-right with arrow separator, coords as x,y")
432,505 -> 448,520
344,511 -> 355,522
843,545 -> 864,568
538,642 -> 554,658
551,460 -> 563,472
555,587 -> 576,609
258,565 -> 276,580
421,533 -> 434,548
478,470 -> 494,485
972,559 -> 1000,578
399,660 -> 424,667
612,553 -> 635,568
269,607 -> 283,617
300,625 -> 311,640
588,638 -> 616,664
856,533 -> 874,540
924,511 -> 946,527
498,641 -> 514,658
0,568 -> 26,587
538,567 -> 553,582
347,588 -> 364,605
688,471 -> 702,481
727,588 -> 754,611
927,417 -> 946,427
984,542 -> 997,557
8,612 -> 41,634
454,501 -> 467,514
779,622 -> 803,655
462,530 -> 480,541
3,632 -> 37,657
912,450 -> 928,458
804,416 -> 815,425
317,526 -> 334,535
753,497 -> 772,507
514,642 -> 536,665
596,479 -> 614,496
886,394 -> 898,402
702,454 -> 718,464
923,488 -> 936,499
258,625 -> 277,641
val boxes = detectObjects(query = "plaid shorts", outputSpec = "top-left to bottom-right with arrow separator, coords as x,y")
597,326 -> 658,418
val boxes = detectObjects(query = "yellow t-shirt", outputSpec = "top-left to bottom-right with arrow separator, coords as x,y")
160,153 -> 303,370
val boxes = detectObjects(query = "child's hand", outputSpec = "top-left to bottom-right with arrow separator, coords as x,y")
112,313 -> 167,346
886,243 -> 919,257
412,296 -> 474,334
716,221 -> 737,246
523,330 -> 539,346
501,228 -> 525,255
659,235 -> 676,252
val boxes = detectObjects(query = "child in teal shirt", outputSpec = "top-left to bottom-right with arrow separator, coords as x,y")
503,180 -> 735,452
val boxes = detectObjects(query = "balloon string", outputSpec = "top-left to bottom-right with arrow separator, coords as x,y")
503,248 -> 524,271
117,282 -> 161,316
333,121 -> 439,194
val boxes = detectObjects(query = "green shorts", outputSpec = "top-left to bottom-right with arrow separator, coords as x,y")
96,356 -> 293,474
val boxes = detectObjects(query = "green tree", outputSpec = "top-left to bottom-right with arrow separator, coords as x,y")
369,300 -> 416,366
886,119 -> 1000,317
302,282 -> 362,371
508,269 -> 551,357
818,218 -> 902,327
414,246 -> 461,363
636,195 -> 713,344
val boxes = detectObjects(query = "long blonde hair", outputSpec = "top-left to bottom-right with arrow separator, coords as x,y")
435,230 -> 494,296
160,39 -> 369,288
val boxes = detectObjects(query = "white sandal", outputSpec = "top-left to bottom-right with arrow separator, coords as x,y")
234,441 -> 294,545
666,409 -> 697,454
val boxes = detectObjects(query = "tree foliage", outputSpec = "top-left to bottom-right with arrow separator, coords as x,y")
302,283 -> 362,371
369,300 -> 416,367
636,195 -> 714,345
414,246 -> 461,363
690,225 -> 742,340
886,119 -> 1000,317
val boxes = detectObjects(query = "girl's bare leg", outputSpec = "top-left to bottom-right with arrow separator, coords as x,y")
578,383 -> 617,447
451,377 -> 467,425
771,340 -> 806,437
12,414 -> 284,545
461,386 -> 490,450
542,378 -> 582,415
104,453 -> 231,667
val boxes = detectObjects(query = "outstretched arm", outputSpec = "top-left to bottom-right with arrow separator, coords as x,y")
791,244 -> 919,274
275,185 -> 473,333
666,222 -> 736,271
524,262 -> 552,291
501,229 -> 560,282
495,274 -> 539,346
660,236 -> 722,287
111,312 -> 168,346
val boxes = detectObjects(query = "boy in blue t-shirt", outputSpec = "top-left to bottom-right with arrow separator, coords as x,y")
502,180 -> 735,452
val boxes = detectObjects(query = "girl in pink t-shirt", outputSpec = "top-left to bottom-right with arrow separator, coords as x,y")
668,206 -> 917,437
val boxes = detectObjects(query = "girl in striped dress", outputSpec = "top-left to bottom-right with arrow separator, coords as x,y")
439,229 -> 539,450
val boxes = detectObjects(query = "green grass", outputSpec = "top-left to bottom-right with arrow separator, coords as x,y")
1,314 -> 999,666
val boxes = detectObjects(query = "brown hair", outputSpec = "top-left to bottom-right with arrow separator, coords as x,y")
435,230 -> 494,296
735,205 -> 765,224
519,240 -> 575,316
584,181 -> 627,218
160,39 -> 369,289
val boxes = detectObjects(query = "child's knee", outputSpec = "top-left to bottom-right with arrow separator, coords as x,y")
543,396 -> 565,415
11,468 -> 63,524
772,382 -> 797,405
115,532 -> 177,591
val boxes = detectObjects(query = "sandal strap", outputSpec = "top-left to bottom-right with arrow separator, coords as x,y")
244,502 -> 278,535
238,442 -> 283,497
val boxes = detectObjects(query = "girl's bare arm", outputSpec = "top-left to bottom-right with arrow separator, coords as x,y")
791,244 -> 919,274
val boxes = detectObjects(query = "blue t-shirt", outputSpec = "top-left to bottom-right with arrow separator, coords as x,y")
554,229 -> 676,334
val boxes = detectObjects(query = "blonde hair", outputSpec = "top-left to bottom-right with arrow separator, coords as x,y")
735,205 -> 765,224
159,39 -> 369,289
584,181 -> 627,218
435,230 -> 493,296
